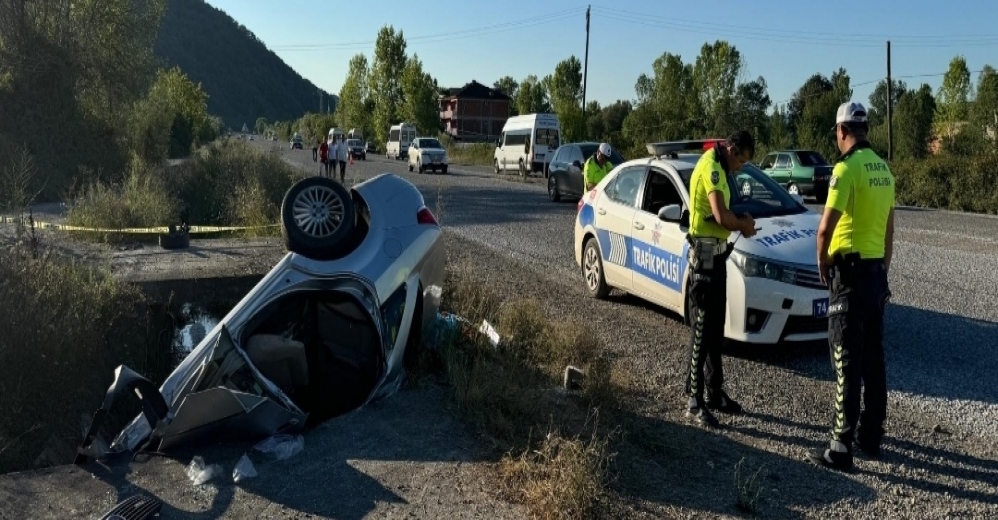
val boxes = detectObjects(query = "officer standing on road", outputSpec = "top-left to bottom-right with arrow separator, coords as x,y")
583,142 -> 615,191
809,102 -> 895,471
683,130 -> 758,428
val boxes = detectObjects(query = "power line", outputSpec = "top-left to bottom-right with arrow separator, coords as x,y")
590,5 -> 998,48
271,8 -> 586,51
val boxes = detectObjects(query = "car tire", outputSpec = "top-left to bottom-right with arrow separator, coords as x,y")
280,176 -> 356,260
582,238 -> 610,299
787,182 -> 801,197
494,160 -> 501,176
417,160 -> 423,174
441,165 -> 448,174
409,162 -> 414,172
548,175 -> 561,202
518,159 -> 526,178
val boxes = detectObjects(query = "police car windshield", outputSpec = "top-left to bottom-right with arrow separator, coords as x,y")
730,163 -> 809,218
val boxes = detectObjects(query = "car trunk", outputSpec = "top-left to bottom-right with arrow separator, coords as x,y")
239,289 -> 385,427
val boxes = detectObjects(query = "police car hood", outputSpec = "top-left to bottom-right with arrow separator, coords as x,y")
733,211 -> 821,266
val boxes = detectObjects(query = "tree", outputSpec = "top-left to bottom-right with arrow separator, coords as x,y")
788,73 -> 834,135
894,83 -> 936,159
830,67 -> 853,103
729,77 -> 771,144
796,90 -> 843,160
255,117 -> 268,135
766,105 -> 793,152
515,75 -> 549,115
338,53 -> 371,137
935,55 -> 973,134
545,56 -> 584,141
369,26 -> 408,145
622,52 -> 699,147
868,79 -> 908,127
693,40 -> 743,134
401,54 -> 440,136
970,65 -> 998,140
494,75 -> 519,115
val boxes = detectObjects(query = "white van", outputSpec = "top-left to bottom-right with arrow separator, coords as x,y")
494,113 -> 561,176
348,128 -> 363,141
386,122 -> 417,160
327,127 -> 345,142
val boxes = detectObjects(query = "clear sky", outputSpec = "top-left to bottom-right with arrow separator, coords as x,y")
203,0 -> 998,111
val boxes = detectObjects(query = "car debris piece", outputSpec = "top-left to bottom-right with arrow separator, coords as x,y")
98,494 -> 163,520
187,455 -> 222,486
563,365 -> 585,391
254,434 -> 304,461
233,453 -> 258,483
77,174 -> 445,462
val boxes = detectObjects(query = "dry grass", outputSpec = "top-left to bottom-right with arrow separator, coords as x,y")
0,231 -> 179,474
424,262 -> 626,518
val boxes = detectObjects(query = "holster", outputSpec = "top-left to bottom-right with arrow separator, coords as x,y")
686,235 -> 732,272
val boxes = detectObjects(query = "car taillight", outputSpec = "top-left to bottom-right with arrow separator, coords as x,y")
417,207 -> 438,225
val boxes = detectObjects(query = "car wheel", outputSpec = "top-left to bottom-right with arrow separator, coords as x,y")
417,160 -> 423,174
787,183 -> 801,197
280,176 -> 356,260
582,238 -> 610,299
518,159 -> 526,177
409,162 -> 413,172
494,160 -> 500,175
441,165 -> 448,174
548,175 -> 561,202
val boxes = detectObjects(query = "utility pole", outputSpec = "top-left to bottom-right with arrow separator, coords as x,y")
887,40 -> 893,161
582,5 -> 590,122
319,90 -> 323,113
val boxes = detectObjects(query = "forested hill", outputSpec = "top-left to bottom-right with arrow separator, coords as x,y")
153,0 -> 336,130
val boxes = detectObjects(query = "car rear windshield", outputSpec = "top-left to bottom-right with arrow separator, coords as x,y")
579,144 -> 625,165
795,151 -> 828,166
347,140 -> 361,146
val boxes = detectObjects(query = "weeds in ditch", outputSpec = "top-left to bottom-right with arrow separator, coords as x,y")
419,261 -> 624,519
734,456 -> 766,515
0,240 -> 177,474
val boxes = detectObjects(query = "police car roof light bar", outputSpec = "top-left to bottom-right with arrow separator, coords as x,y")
646,139 -> 725,159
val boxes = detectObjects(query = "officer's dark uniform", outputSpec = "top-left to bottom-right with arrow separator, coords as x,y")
684,144 -> 742,426
811,140 -> 895,468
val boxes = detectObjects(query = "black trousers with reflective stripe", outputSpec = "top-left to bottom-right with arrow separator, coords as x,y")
827,259 -> 890,447
684,258 -> 727,400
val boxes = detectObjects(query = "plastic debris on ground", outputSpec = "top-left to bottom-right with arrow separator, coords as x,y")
253,433 -> 304,461
186,456 -> 222,486
232,453 -> 258,483
424,311 -> 502,349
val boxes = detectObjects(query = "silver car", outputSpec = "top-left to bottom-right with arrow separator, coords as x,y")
77,174 -> 445,460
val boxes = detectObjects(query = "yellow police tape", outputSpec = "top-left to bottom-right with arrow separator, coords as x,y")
2,217 -> 278,234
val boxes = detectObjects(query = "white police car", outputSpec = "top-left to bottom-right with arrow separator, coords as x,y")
574,140 -> 829,344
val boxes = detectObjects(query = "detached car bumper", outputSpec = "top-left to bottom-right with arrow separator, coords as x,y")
725,269 -> 829,344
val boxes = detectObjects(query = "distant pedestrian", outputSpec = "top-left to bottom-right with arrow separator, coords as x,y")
335,135 -> 348,183
319,138 -> 330,177
809,101 -> 895,471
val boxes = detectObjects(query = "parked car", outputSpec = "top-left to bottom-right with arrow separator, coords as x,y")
547,142 -> 626,202
408,137 -> 448,174
758,150 -> 832,203
366,141 -> 377,153
346,138 -> 367,160
574,140 -> 827,345
77,174 -> 445,459
291,134 -> 303,150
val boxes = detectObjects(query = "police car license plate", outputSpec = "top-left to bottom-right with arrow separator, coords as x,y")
813,298 -> 829,318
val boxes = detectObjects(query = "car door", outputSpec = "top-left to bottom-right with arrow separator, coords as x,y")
548,146 -> 566,185
629,167 -> 688,312
594,165 -> 645,291
567,146 -> 586,197
768,153 -> 792,185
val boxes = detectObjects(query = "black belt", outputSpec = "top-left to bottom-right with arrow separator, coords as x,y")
833,252 -> 885,272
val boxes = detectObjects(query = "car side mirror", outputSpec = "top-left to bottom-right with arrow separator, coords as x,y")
658,204 -> 683,222
790,193 -> 805,205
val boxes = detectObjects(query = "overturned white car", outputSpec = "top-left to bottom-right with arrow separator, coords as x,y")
77,174 -> 445,461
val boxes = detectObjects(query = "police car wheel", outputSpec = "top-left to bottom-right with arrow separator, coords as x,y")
583,238 -> 610,299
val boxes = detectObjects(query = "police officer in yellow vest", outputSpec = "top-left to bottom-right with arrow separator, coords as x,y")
684,130 -> 758,427
809,102 -> 895,471
583,143 -> 615,191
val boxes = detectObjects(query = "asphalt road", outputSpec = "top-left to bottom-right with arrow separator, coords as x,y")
263,140 -> 998,445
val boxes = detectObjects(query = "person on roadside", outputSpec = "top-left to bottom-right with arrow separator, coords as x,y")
583,142 -> 615,191
319,138 -> 330,178
335,135 -> 348,183
683,130 -> 758,428
809,101 -> 895,471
